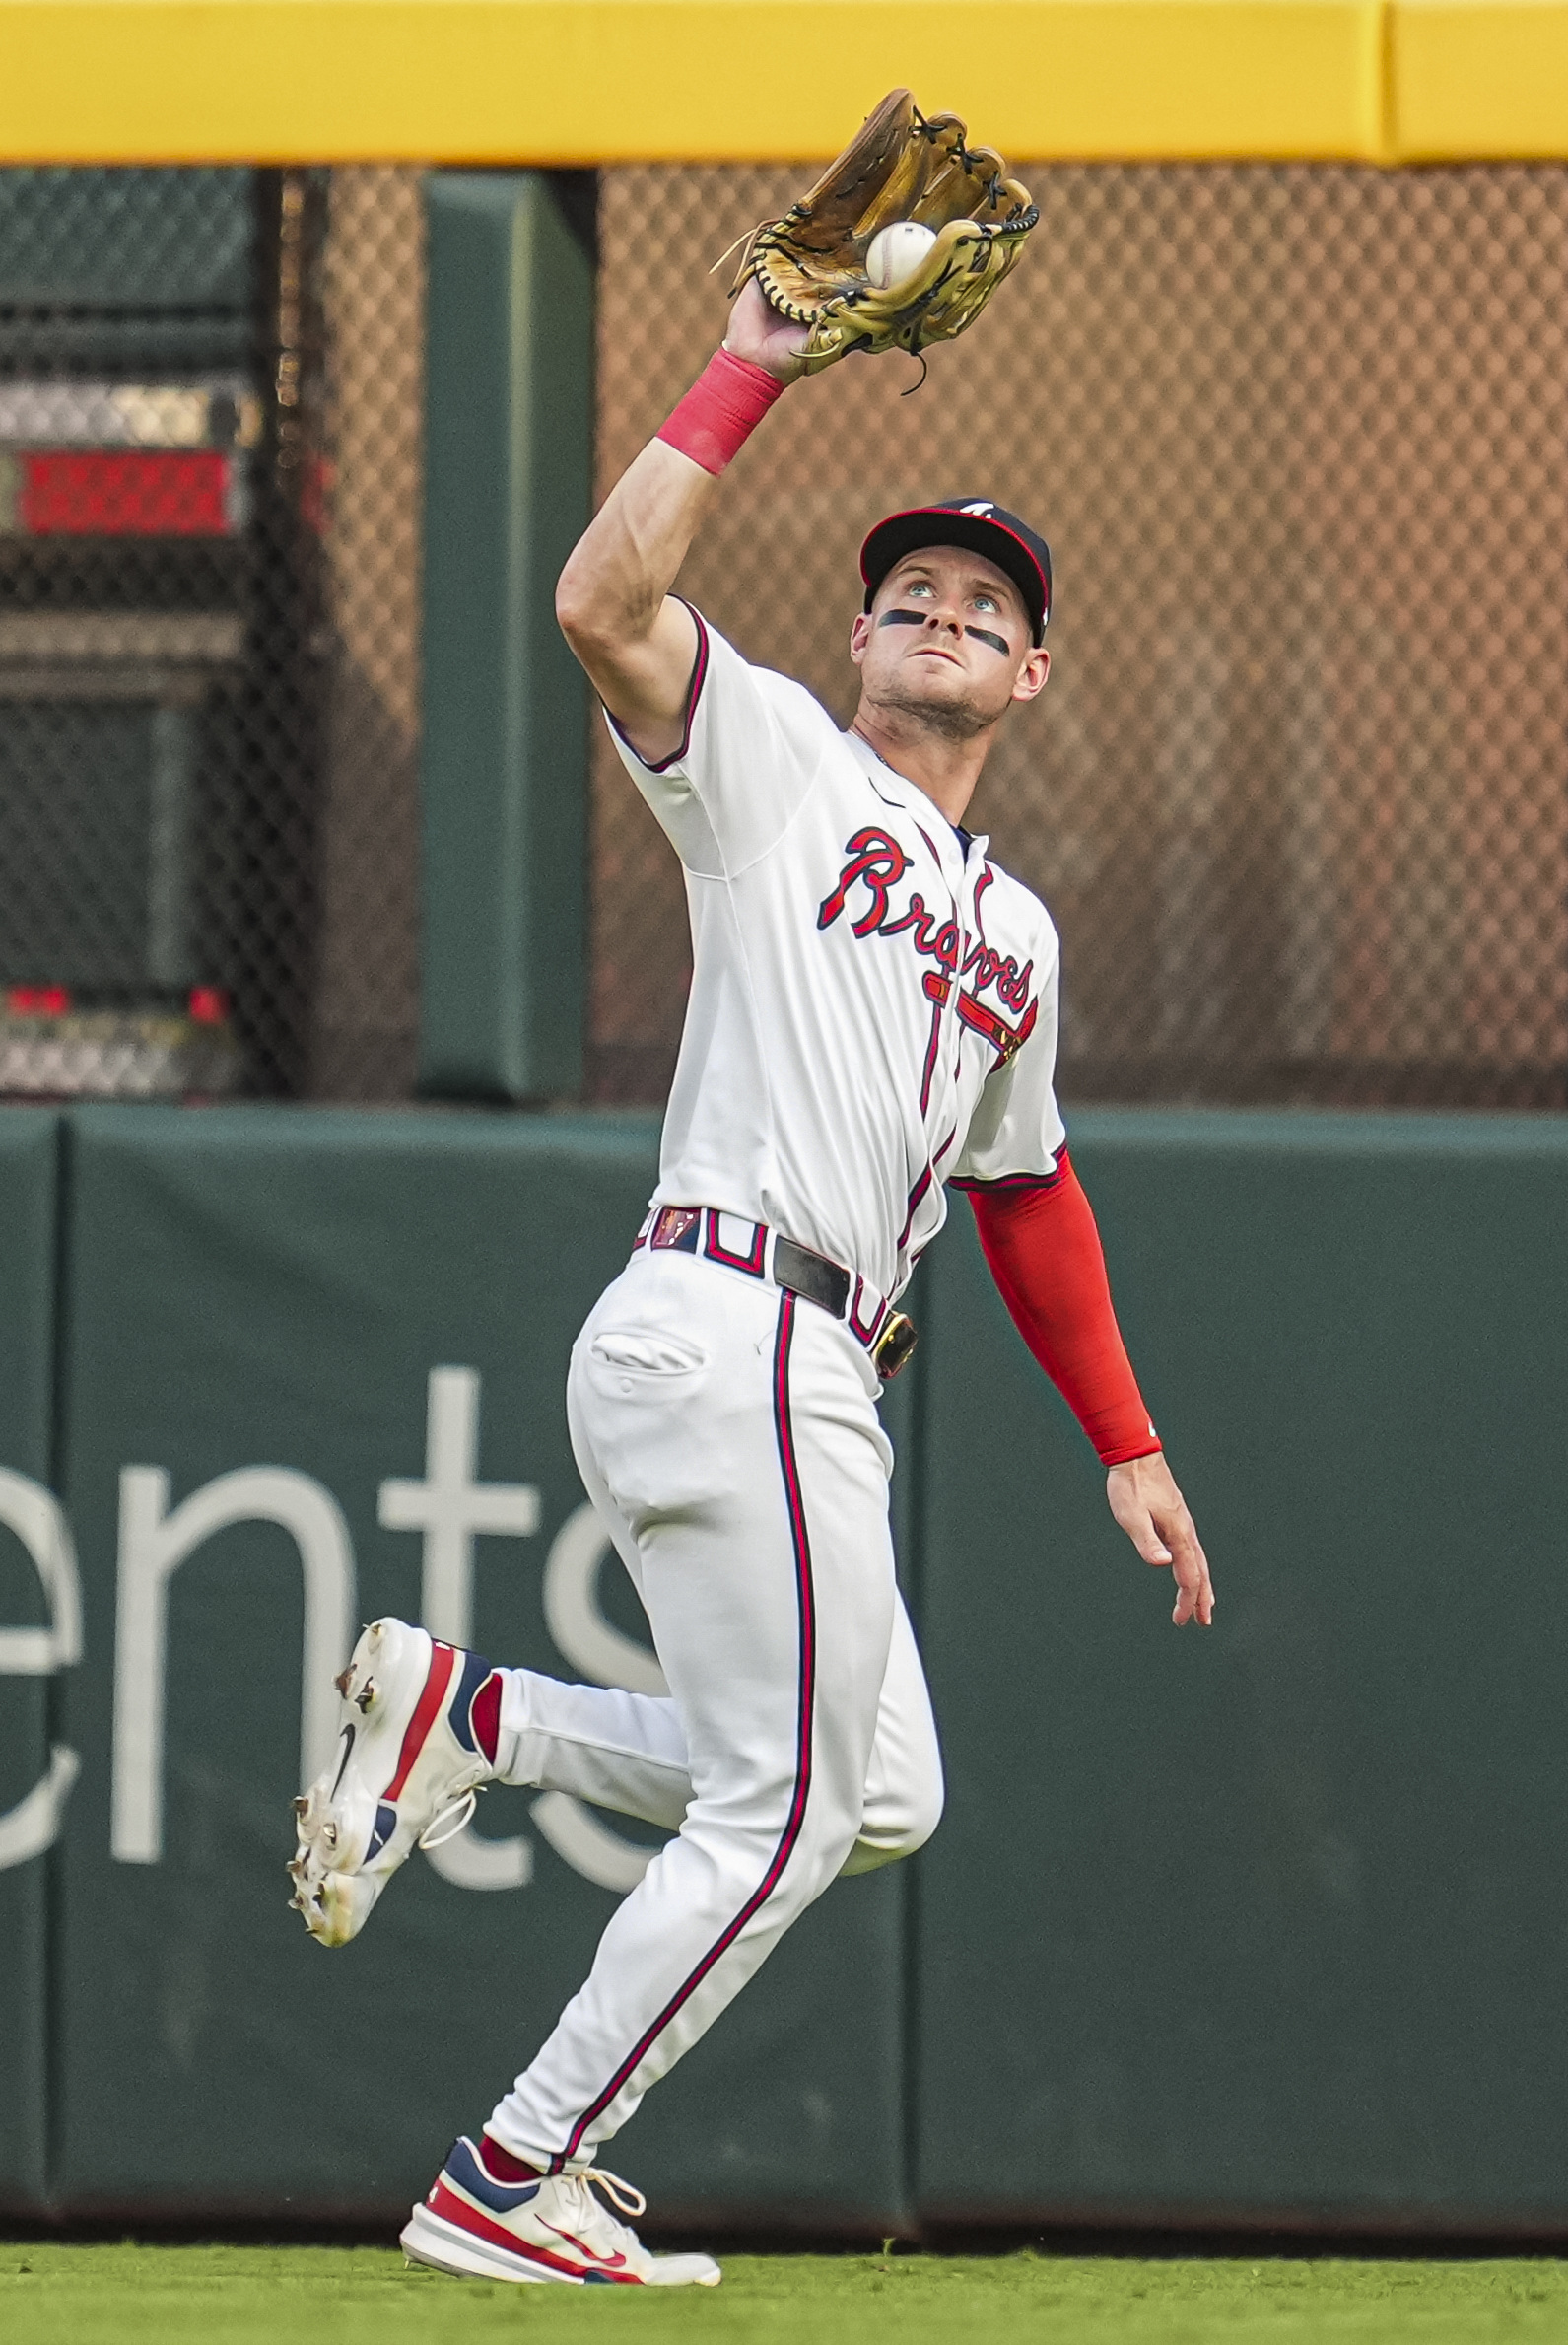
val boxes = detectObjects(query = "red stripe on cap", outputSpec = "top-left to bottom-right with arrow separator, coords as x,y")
385,1641 -> 457,1802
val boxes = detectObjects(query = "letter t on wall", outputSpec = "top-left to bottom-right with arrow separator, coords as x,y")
377,1368 -> 540,1648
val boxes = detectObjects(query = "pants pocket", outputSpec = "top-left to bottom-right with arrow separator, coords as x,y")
589,1328 -> 708,1377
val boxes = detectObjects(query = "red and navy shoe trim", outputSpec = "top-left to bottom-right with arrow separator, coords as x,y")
448,1647 -> 503,1764
427,2139 -> 635,2286
550,1289 -> 817,2171
364,1641 -> 500,1861
443,2135 -> 541,2213
426,2181 -> 630,2283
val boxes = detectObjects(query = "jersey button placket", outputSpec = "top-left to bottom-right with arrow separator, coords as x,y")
924,840 -> 967,1150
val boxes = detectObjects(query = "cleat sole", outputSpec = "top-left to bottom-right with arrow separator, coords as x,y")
401,2206 -> 564,2286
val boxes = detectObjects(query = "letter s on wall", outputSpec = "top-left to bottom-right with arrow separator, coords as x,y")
542,1503 -> 668,1697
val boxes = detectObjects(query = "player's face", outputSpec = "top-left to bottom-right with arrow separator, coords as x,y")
849,546 -> 1049,739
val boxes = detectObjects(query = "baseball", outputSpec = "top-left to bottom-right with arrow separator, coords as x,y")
865,219 -> 938,290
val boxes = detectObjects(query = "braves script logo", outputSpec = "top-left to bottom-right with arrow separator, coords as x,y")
817,827 -> 1036,1066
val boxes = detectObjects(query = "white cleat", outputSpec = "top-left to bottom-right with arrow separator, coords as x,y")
401,2136 -> 721,2288
289,1618 -> 504,1947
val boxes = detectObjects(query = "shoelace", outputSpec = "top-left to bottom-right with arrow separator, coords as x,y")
418,1788 -> 477,1851
575,2167 -> 648,2223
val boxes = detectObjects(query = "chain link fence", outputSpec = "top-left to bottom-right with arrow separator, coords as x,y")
0,162 -> 1563,1108
0,163 -> 424,1102
593,162 -> 1568,1110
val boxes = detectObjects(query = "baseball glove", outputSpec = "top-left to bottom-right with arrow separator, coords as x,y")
729,90 -> 1037,376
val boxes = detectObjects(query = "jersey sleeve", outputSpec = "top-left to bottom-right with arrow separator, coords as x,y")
948,916 -> 1066,1191
605,606 -> 827,878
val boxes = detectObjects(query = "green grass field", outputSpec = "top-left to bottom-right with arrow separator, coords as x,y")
5,2245 -> 1568,2344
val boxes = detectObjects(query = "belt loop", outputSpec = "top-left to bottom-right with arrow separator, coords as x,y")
848,1275 -> 889,1348
702,1208 -> 769,1278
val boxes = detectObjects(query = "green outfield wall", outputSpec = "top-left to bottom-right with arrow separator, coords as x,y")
0,1111 -> 63,2216
917,1113 -> 1568,2232
2,1102 -> 1566,2233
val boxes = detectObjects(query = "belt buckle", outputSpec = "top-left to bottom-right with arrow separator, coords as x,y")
871,1310 -> 919,1383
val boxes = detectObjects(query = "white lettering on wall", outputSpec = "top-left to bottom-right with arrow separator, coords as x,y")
0,1467 -> 82,1869
531,1789 -> 654,1894
38,1373 -> 672,1898
378,1368 -> 538,1890
542,1501 -> 669,1699
112,1466 -> 356,1865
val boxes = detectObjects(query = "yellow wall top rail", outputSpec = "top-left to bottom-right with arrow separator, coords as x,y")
0,0 -> 1561,165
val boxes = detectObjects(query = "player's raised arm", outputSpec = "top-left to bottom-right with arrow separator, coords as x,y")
558,91 -> 1035,770
555,283 -> 807,767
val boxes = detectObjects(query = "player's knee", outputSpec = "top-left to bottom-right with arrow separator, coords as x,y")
841,1760 -> 945,1877
784,1802 -> 863,1900
899,1763 -> 945,1858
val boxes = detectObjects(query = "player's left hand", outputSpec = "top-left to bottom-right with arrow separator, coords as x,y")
723,279 -> 810,383
1105,1453 -> 1214,1626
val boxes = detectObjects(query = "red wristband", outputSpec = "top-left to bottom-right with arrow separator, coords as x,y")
657,348 -> 784,476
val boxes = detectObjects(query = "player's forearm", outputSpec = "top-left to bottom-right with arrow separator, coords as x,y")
556,310 -> 795,740
968,1163 -> 1161,1466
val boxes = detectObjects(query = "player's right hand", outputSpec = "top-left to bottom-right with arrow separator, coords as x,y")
722,279 -> 810,385
1105,1452 -> 1215,1626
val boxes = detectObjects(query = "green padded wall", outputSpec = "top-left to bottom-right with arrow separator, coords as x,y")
0,1109 -> 63,2215
419,173 -> 593,1103
28,1099 -> 1568,2229
914,1109 -> 1568,2231
53,1106 -> 908,2229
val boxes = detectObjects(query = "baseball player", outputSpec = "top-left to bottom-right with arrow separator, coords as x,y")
291,263 -> 1212,2290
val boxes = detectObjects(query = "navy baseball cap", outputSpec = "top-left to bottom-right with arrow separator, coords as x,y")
860,499 -> 1053,644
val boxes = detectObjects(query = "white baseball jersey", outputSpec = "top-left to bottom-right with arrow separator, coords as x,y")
609,608 -> 1067,1304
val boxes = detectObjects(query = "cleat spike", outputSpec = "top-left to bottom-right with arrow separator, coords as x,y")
333,1667 -> 353,1697
293,1794 -> 309,1815
354,1680 -> 375,1713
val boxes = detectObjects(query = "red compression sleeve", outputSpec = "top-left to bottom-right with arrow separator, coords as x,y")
968,1157 -> 1161,1466
656,348 -> 784,475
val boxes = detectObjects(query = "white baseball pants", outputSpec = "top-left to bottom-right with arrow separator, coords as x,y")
484,1245 -> 944,2171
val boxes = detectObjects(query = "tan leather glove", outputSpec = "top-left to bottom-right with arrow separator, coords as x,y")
730,89 -> 1038,376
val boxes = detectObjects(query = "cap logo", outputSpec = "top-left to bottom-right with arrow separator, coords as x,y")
959,502 -> 995,517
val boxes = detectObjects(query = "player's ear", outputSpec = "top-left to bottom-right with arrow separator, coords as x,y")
1011,646 -> 1050,703
850,610 -> 873,665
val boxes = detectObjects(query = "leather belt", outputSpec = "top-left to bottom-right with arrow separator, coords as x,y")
632,1205 -> 919,1383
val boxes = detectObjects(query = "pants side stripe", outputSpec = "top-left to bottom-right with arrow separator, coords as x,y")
553,1290 -> 816,2169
